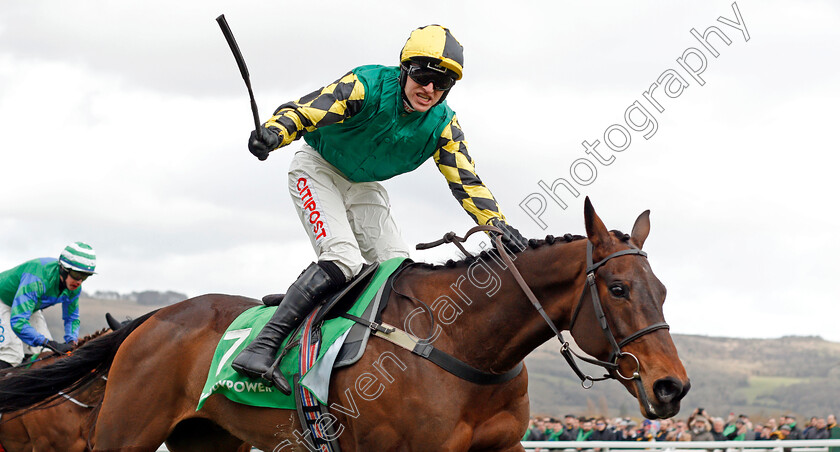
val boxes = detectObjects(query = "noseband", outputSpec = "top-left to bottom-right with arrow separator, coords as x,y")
494,236 -> 669,390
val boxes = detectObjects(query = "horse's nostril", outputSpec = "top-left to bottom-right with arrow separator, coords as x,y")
653,376 -> 684,404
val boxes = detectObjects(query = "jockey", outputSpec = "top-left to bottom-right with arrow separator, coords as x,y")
0,242 -> 96,368
232,25 -> 528,394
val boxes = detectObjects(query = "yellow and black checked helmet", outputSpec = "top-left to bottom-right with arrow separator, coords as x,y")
400,25 -> 464,80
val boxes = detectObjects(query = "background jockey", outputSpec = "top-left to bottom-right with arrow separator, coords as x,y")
232,25 -> 528,394
0,242 -> 96,368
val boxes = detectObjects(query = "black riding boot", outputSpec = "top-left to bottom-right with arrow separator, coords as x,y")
231,261 -> 344,394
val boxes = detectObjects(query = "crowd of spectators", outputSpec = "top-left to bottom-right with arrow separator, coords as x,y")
523,410 -> 840,443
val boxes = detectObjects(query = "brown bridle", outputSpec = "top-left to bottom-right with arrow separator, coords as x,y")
491,232 -> 669,410
416,226 -> 669,404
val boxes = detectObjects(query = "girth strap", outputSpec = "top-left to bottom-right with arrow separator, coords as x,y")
368,321 -> 524,385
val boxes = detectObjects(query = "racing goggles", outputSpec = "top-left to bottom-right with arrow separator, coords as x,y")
67,269 -> 92,282
405,63 -> 456,91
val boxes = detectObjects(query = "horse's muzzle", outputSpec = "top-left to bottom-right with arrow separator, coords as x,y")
645,376 -> 690,418
654,376 -> 688,403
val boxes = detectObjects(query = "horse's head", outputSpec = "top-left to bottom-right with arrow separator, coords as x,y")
568,197 -> 689,419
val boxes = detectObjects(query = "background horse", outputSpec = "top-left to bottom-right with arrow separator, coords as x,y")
0,198 -> 689,451
0,328 -> 111,452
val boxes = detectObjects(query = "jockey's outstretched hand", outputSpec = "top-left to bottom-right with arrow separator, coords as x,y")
490,218 -> 529,252
45,340 -> 74,354
248,126 -> 280,161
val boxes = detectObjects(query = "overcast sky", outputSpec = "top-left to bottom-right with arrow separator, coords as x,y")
2,1 -> 839,341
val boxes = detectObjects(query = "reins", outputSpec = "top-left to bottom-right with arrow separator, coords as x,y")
416,225 -> 669,394
415,225 -> 500,257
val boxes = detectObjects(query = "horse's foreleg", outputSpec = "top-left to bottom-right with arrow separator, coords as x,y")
467,392 -> 530,452
92,407 -> 174,452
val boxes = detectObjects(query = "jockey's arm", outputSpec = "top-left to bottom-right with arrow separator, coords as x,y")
62,294 -> 80,343
263,71 -> 366,149
433,114 -> 507,226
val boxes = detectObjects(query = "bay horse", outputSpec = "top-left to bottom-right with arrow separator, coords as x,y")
0,198 -> 689,451
0,328 -> 111,452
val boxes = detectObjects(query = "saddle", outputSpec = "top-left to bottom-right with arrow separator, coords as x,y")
262,262 -> 396,368
260,263 -> 379,317
197,259 -> 407,417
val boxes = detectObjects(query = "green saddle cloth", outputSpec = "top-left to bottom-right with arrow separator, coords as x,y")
197,257 -> 405,411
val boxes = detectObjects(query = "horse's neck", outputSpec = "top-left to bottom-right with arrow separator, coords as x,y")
402,241 -> 587,372
34,348 -> 107,405
71,375 -> 106,405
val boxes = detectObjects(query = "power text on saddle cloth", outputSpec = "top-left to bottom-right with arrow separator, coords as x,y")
197,257 -> 406,411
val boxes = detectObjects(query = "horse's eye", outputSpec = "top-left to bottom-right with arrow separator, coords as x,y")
609,284 -> 628,298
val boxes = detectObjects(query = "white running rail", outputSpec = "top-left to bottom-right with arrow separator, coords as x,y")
521,439 -> 840,452
156,439 -> 840,451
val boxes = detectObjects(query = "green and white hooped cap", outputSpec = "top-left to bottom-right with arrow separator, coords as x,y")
59,242 -> 96,274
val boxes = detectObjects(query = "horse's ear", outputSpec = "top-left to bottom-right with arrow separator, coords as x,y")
584,197 -> 610,247
631,210 -> 651,249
